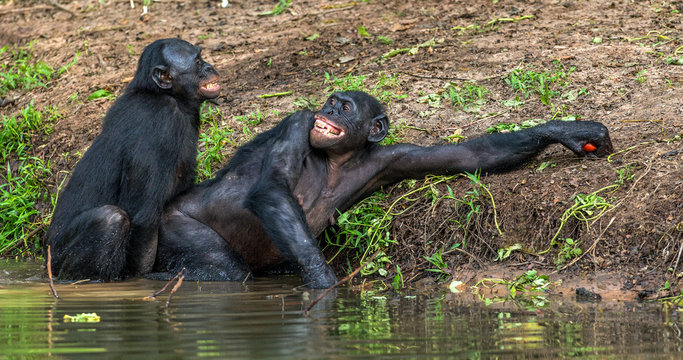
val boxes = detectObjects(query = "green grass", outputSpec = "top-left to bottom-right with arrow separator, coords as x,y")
195,104 -> 237,181
485,119 -> 546,133
323,71 -> 407,105
1,102 -> 60,256
505,62 -> 575,105
0,41 -> 78,97
444,81 -> 488,113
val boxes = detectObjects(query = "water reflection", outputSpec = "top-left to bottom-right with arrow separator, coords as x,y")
0,261 -> 681,359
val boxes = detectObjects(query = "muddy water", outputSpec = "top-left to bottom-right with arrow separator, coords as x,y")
1,261 -> 681,359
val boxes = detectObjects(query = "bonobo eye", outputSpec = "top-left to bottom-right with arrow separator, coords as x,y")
342,103 -> 351,112
329,98 -> 336,106
195,57 -> 202,66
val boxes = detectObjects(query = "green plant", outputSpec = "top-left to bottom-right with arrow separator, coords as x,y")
357,25 -> 370,37
292,96 -> 320,110
446,171 -> 502,241
377,36 -> 394,45
485,119 -> 546,133
505,62 -> 575,105
324,192 -> 396,276
474,270 -> 551,308
1,102 -> 60,256
538,188 -> 615,255
392,265 -> 404,289
259,0 -> 291,16
0,42 -> 78,97
552,238 -> 582,267
635,69 -> 648,83
323,72 -> 407,104
196,104 -> 237,181
235,107 -> 268,136
424,248 -> 450,281
443,81 -> 488,113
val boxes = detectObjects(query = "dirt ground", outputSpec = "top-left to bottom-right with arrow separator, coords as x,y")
1,0 -> 681,301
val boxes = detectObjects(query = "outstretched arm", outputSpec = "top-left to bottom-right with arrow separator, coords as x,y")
243,111 -> 338,288
377,120 -> 613,184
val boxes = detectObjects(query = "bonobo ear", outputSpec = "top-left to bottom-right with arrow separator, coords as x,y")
152,65 -> 173,89
368,114 -> 389,143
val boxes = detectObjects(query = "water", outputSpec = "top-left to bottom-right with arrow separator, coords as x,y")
1,261 -> 681,359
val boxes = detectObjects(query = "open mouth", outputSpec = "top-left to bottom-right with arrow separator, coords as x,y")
199,76 -> 221,97
313,114 -> 344,137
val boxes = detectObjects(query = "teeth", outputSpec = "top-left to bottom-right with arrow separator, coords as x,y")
314,119 -> 342,136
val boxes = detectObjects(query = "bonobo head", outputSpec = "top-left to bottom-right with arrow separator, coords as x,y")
128,38 -> 221,102
311,91 -> 389,154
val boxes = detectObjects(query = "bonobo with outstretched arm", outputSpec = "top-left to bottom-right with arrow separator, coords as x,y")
155,91 -> 612,288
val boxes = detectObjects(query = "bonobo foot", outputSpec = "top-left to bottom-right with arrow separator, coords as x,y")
301,263 -> 338,289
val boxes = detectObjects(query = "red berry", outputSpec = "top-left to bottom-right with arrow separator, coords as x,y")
583,143 -> 597,152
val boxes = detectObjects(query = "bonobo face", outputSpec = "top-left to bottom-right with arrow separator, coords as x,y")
310,91 -> 388,154
156,39 -> 221,101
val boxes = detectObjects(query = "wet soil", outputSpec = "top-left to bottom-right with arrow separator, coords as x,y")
0,0 -> 681,301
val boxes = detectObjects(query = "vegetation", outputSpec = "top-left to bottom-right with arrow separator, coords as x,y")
196,104 -> 237,181
505,62 -> 575,106
0,102 -> 60,256
323,71 -> 407,105
0,42 -> 77,97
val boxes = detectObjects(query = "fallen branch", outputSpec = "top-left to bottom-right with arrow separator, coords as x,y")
143,268 -> 185,301
47,245 -> 59,299
165,275 -> 185,308
304,249 -> 382,315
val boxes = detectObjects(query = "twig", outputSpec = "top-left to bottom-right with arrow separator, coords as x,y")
241,271 -> 252,285
48,0 -> 77,18
165,275 -> 184,308
47,245 -> 59,299
304,249 -> 382,315
143,268 -> 185,300
0,5 -> 52,15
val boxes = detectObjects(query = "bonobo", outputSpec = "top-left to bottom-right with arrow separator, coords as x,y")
47,38 -> 221,280
155,91 -> 612,288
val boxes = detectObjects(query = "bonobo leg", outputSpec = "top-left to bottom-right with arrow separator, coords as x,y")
154,210 -> 250,281
50,205 -> 130,281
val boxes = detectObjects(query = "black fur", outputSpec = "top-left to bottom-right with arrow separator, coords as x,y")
47,38 -> 220,280
154,91 -> 613,288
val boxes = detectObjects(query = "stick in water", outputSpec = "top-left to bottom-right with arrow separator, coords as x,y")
143,268 -> 185,301
165,275 -> 185,308
47,245 -> 59,299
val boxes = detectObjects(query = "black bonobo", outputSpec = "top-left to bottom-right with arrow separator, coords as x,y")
155,91 -> 612,288
47,38 -> 221,281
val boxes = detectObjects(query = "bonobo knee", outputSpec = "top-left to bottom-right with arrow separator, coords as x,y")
97,205 -> 130,233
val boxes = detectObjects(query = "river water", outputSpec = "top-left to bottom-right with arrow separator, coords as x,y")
1,261 -> 681,359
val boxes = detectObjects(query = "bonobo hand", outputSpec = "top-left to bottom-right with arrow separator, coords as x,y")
301,262 -> 338,289
545,120 -> 613,157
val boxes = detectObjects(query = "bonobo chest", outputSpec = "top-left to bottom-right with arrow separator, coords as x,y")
293,157 -> 340,236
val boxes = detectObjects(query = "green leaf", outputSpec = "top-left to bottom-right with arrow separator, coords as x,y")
87,89 -> 112,101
